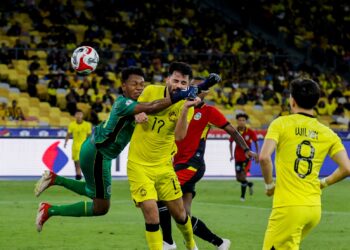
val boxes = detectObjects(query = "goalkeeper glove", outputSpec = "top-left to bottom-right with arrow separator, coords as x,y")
197,73 -> 221,92
170,85 -> 198,104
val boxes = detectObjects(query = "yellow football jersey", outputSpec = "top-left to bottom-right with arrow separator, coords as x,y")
128,85 -> 194,166
68,121 -> 92,147
265,113 -> 344,208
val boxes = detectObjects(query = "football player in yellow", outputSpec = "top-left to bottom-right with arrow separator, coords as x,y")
64,110 -> 92,180
127,62 -> 212,250
259,78 -> 350,250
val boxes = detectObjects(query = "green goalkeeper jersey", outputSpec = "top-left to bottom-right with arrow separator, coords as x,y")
93,95 -> 137,160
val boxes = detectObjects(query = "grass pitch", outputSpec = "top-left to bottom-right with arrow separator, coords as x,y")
1,179 -> 350,249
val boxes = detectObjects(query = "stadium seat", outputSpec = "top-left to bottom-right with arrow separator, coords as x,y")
49,107 -> 61,118
39,116 -> 50,127
59,117 -> 71,127
98,112 -> 109,122
36,84 -> 48,100
0,88 -> 9,98
0,82 -> 10,89
77,102 -> 91,117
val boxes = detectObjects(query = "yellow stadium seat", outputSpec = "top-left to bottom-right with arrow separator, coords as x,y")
36,51 -> 47,59
56,93 -> 67,110
59,117 -> 71,127
5,120 -> 18,128
17,75 -> 27,91
0,88 -> 9,98
28,97 -> 40,107
49,107 -> 61,117
28,107 -> 40,118
36,84 -> 48,100
98,112 -> 109,122
49,116 -> 60,127
77,102 -> 91,117
39,116 -> 50,126
18,97 -> 29,107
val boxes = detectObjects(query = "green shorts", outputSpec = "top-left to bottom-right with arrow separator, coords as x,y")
80,138 -> 112,199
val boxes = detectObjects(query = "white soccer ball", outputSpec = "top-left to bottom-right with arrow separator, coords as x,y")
71,46 -> 99,74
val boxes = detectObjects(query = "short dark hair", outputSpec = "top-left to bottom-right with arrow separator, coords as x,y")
121,66 -> 145,83
236,113 -> 249,120
76,109 -> 83,113
290,79 -> 320,109
168,62 -> 193,79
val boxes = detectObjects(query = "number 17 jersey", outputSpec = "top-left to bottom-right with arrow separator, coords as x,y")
265,113 -> 344,208
128,85 -> 194,166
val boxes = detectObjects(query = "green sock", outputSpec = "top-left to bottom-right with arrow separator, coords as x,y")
48,201 -> 94,217
54,175 -> 88,197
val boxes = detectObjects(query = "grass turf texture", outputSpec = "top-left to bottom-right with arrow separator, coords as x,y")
1,179 -> 350,249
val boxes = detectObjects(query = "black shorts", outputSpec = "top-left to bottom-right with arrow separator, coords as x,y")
235,160 -> 250,173
174,164 -> 205,198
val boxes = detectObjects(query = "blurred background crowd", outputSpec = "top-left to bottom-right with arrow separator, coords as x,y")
0,0 -> 349,129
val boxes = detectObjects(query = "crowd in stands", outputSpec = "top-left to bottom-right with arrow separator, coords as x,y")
233,0 -> 350,74
0,0 -> 349,129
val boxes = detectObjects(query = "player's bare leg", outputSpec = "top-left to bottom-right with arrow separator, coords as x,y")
140,200 -> 163,250
165,198 -> 197,250
74,161 -> 82,180
182,193 -> 231,250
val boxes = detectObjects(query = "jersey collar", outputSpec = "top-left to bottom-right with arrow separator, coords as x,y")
297,112 -> 315,118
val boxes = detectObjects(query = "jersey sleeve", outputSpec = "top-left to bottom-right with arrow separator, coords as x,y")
137,85 -> 153,102
68,122 -> 73,133
208,106 -> 229,128
87,122 -> 92,133
250,129 -> 258,141
114,96 -> 138,116
265,117 -> 283,143
329,133 -> 345,157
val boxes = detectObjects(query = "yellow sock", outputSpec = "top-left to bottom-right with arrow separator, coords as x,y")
176,216 -> 196,249
145,229 -> 163,250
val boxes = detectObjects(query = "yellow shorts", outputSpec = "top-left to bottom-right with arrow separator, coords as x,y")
263,206 -> 321,250
127,160 -> 182,205
72,145 -> 82,161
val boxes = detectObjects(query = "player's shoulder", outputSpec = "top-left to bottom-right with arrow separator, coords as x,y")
144,84 -> 165,93
115,95 -> 136,106
314,118 -> 337,136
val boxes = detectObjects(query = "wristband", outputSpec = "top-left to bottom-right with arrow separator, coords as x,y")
265,182 -> 275,190
320,178 -> 329,188
244,148 -> 250,153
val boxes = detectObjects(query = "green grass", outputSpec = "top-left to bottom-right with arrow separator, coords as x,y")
1,179 -> 350,249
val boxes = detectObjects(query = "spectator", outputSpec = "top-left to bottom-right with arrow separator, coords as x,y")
0,102 -> 8,120
8,100 -> 25,121
29,56 -> 41,71
47,74 -> 59,106
27,69 -> 39,97
91,97 -> 103,113
79,88 -> 91,104
102,88 -> 114,111
6,21 -> 21,36
65,87 -> 80,115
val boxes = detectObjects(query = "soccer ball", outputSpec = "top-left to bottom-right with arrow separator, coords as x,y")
71,46 -> 99,74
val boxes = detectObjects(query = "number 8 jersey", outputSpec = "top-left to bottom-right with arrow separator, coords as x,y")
128,85 -> 194,166
265,113 -> 344,208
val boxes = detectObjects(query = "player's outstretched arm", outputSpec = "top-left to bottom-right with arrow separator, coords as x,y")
175,97 -> 201,141
259,138 -> 277,196
132,86 -> 198,115
224,124 -> 258,160
321,150 -> 350,189
197,73 -> 221,93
